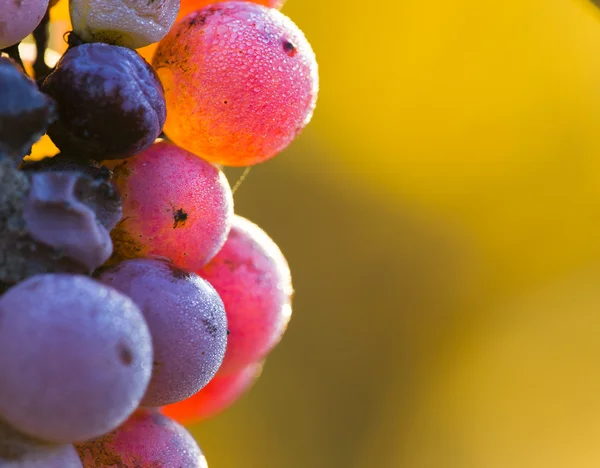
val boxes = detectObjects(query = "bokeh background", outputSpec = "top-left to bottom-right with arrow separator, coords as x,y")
35,0 -> 600,466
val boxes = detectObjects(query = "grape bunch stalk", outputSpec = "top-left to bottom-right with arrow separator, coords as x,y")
0,0 -> 318,465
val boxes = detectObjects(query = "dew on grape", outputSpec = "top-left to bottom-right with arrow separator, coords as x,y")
70,0 -> 180,49
153,2 -> 319,166
199,215 -> 292,375
106,141 -> 233,271
98,258 -> 228,406
0,274 -> 153,443
76,409 -> 208,468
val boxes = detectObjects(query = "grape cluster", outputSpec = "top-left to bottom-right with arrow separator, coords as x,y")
0,0 -> 317,465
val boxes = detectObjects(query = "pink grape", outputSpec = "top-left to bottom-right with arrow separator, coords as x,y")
97,258 -> 228,406
105,141 -> 233,270
199,215 -> 292,375
0,274 -> 153,443
76,409 -> 208,468
152,2 -> 319,166
162,361 -> 263,424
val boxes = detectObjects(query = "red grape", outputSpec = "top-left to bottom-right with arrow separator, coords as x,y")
178,0 -> 285,21
105,141 -> 233,270
162,361 -> 263,424
199,215 -> 292,375
153,2 -> 319,166
76,409 -> 208,467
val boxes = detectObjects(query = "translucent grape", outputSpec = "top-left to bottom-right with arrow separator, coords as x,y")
106,141 -> 233,270
0,274 -> 153,443
98,258 -> 228,406
199,215 -> 292,375
41,43 -> 165,160
0,420 -> 82,468
70,0 -> 179,49
162,361 -> 262,424
76,409 -> 208,468
153,2 -> 319,166
178,0 -> 284,20
0,0 -> 49,49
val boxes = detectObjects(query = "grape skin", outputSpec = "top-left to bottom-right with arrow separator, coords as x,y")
0,274 -> 153,444
0,0 -> 49,49
153,2 -> 319,166
0,419 -> 82,468
162,361 -> 263,424
70,0 -> 180,49
98,258 -> 228,407
106,141 -> 233,271
41,43 -> 166,160
199,215 -> 293,375
76,409 -> 208,468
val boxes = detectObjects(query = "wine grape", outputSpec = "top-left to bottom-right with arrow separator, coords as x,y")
98,258 -> 228,406
0,274 -> 153,443
76,409 -> 208,467
106,141 -> 233,270
153,2 -> 319,166
0,57 -> 55,162
70,0 -> 180,49
0,0 -> 50,49
199,215 -> 292,375
41,43 -> 165,160
0,419 -> 82,468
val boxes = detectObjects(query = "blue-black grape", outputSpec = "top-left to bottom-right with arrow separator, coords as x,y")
41,43 -> 165,160
0,274 -> 153,443
0,57 -> 55,163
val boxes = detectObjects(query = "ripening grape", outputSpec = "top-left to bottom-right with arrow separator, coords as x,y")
0,57 -> 55,162
41,43 -> 165,160
0,420 -> 82,468
106,141 -> 233,271
70,0 -> 179,49
153,2 -> 319,166
0,274 -> 153,443
76,409 -> 208,468
138,0 -> 286,62
178,0 -> 284,20
162,361 -> 263,424
199,215 -> 292,375
98,258 -> 228,406
0,0 -> 49,49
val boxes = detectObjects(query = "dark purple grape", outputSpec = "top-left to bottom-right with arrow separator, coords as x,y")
76,409 -> 207,467
41,43 -> 165,160
0,168 -> 122,285
0,57 -> 55,163
97,258 -> 228,407
0,419 -> 82,467
0,274 -> 153,443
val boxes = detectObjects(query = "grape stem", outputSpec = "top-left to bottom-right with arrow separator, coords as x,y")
33,8 -> 51,80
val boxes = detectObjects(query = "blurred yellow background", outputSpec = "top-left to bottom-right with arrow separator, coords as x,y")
40,0 -> 600,466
